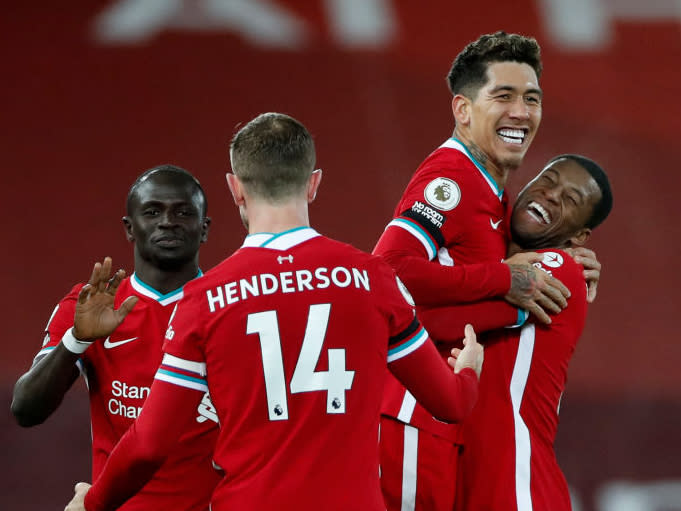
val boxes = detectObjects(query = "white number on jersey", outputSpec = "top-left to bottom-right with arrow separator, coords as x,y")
247,303 -> 355,421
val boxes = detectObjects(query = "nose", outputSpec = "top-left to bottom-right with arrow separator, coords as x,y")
509,96 -> 530,120
542,185 -> 561,205
158,210 -> 177,227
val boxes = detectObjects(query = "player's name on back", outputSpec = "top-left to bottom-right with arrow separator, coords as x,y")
206,266 -> 371,312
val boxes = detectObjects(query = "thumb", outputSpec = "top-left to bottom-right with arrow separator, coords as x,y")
463,323 -> 477,346
587,281 -> 598,303
74,482 -> 91,492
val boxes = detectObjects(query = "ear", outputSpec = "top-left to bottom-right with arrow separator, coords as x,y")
122,216 -> 134,242
452,95 -> 471,126
569,227 -> 592,247
307,169 -> 323,203
201,217 -> 211,243
226,173 -> 244,206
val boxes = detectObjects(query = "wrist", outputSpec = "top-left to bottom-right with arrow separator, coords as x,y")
61,327 -> 94,354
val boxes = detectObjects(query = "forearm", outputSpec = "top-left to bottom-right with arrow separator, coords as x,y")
11,343 -> 80,427
418,300 -> 526,343
85,380 -> 202,511
389,339 -> 478,423
374,227 -> 511,306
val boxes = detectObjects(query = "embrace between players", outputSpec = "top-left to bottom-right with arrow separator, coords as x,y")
13,31 -> 612,511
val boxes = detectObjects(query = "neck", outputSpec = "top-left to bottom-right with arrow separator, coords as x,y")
246,199 -> 310,235
133,256 -> 200,295
507,241 -> 523,257
452,127 -> 508,190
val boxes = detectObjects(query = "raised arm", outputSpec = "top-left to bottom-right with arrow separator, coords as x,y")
11,257 -> 137,427
388,323 -> 483,423
417,299 -> 526,345
68,375 -> 203,511
374,226 -> 510,306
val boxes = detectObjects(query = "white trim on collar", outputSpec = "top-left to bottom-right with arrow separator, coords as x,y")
241,226 -> 321,250
439,138 -> 504,199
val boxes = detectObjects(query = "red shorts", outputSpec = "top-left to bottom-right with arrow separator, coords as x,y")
379,416 -> 460,511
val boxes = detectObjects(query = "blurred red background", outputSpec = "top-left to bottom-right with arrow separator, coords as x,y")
2,2 -> 680,509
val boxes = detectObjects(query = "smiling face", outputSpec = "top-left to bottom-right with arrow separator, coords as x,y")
455,61 -> 542,181
124,172 -> 209,271
511,158 -> 602,250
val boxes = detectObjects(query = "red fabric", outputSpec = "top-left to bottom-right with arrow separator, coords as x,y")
418,299 -> 521,345
85,381 -> 204,511
375,227 -> 510,306
457,250 -> 586,511
380,417 -> 460,511
41,277 -> 219,511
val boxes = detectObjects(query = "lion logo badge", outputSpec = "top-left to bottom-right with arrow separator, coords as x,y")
424,177 -> 460,211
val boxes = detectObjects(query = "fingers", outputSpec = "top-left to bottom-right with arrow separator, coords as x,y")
75,482 -> 91,492
77,284 -> 93,305
527,302 -> 551,325
535,290 -> 563,315
107,268 -> 127,295
117,296 -> 139,319
504,251 -> 542,265
463,324 -> 476,345
586,280 -> 598,303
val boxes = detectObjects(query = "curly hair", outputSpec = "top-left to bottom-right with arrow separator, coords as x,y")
447,31 -> 542,99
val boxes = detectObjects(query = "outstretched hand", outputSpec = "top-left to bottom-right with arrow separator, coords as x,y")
64,482 -> 91,511
564,246 -> 601,303
73,257 -> 138,341
503,252 -> 570,325
447,324 -> 483,378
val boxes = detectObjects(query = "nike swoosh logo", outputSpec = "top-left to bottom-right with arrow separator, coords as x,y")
103,336 -> 139,349
490,218 -> 502,230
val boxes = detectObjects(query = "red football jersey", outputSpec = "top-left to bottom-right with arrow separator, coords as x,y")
378,138 -> 512,441
37,274 -> 219,511
154,227 -> 474,510
457,250 -> 587,511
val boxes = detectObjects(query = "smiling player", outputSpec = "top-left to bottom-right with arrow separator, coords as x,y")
417,154 -> 613,511
12,165 -> 219,510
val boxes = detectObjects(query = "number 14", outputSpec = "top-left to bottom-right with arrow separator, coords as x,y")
247,303 -> 355,421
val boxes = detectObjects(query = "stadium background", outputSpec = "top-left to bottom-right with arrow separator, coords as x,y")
1,1 -> 680,509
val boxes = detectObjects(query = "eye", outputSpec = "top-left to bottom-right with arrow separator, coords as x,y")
142,209 -> 159,216
567,196 -> 579,206
176,208 -> 196,217
497,93 -> 512,100
525,95 -> 541,105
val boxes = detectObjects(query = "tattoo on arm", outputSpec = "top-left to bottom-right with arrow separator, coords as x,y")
508,264 -> 538,299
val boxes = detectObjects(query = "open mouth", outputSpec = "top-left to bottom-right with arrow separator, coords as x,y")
527,201 -> 551,224
497,128 -> 527,145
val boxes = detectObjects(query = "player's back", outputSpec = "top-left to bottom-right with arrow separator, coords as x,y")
188,228 -> 397,510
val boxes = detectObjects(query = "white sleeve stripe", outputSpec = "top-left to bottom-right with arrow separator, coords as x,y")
155,371 -> 208,392
44,304 -> 60,331
387,220 -> 436,260
162,353 -> 206,376
387,329 -> 429,363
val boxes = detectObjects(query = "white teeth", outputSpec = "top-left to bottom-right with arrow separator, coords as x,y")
528,201 -> 551,224
497,128 -> 525,145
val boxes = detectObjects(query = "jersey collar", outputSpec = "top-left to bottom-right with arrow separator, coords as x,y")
130,270 -> 203,306
241,226 -> 320,250
440,137 -> 504,200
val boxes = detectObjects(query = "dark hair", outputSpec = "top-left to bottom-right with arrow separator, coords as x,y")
126,164 -> 207,217
548,154 -> 613,229
229,112 -> 316,201
447,31 -> 542,99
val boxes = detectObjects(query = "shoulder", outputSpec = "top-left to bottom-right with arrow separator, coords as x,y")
535,249 -> 586,300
